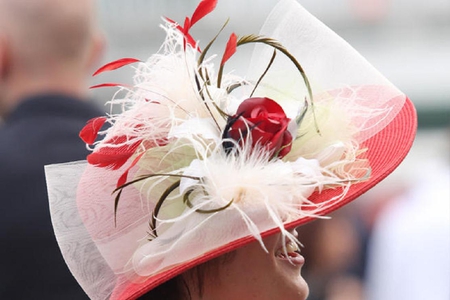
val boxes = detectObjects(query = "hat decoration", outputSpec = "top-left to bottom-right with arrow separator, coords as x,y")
82,0 -> 366,266
45,0 -> 415,299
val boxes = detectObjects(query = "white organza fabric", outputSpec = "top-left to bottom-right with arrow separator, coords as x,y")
46,162 -> 115,299
246,0 -> 404,145
46,0 -> 406,299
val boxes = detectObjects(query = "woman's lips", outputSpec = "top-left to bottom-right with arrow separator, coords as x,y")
275,241 -> 305,266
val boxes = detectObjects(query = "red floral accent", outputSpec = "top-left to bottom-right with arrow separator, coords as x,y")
223,97 -> 292,158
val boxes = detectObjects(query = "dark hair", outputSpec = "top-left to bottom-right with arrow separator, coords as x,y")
138,252 -> 235,300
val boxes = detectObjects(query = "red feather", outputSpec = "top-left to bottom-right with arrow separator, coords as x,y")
182,17 -> 200,50
164,17 -> 178,26
89,83 -> 130,89
79,117 -> 107,144
191,0 -> 218,27
92,58 -> 140,76
116,152 -> 145,188
87,137 -> 142,170
183,17 -> 191,33
165,17 -> 200,51
221,33 -> 237,66
185,34 -> 199,50
185,33 -> 199,50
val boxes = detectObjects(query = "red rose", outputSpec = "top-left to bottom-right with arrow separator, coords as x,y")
222,97 -> 292,158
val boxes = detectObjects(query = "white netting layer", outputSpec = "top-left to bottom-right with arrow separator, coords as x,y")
46,162 -> 116,299
247,0 -> 404,144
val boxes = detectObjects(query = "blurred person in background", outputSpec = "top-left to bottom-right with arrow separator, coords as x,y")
297,207 -> 367,300
0,0 -> 104,298
365,149 -> 450,300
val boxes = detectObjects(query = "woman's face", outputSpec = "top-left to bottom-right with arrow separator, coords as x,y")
200,229 -> 309,300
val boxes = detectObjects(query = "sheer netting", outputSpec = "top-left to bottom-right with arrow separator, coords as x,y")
246,0 -> 404,144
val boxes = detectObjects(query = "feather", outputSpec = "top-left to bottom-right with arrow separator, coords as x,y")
116,152 -> 145,188
183,17 -> 191,34
165,17 -> 199,51
79,117 -> 107,144
89,82 -> 131,89
237,35 -> 314,116
87,137 -> 142,170
164,0 -> 217,51
190,0 -> 218,27
92,58 -> 140,76
221,33 -> 237,66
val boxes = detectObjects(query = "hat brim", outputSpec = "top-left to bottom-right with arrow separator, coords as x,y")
115,97 -> 417,299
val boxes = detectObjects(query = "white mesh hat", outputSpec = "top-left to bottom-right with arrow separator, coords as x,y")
45,0 -> 417,299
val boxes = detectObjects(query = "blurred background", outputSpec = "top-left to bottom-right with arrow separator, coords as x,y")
93,0 -> 449,299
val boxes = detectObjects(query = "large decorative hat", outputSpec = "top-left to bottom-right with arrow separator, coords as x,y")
45,0 -> 416,299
